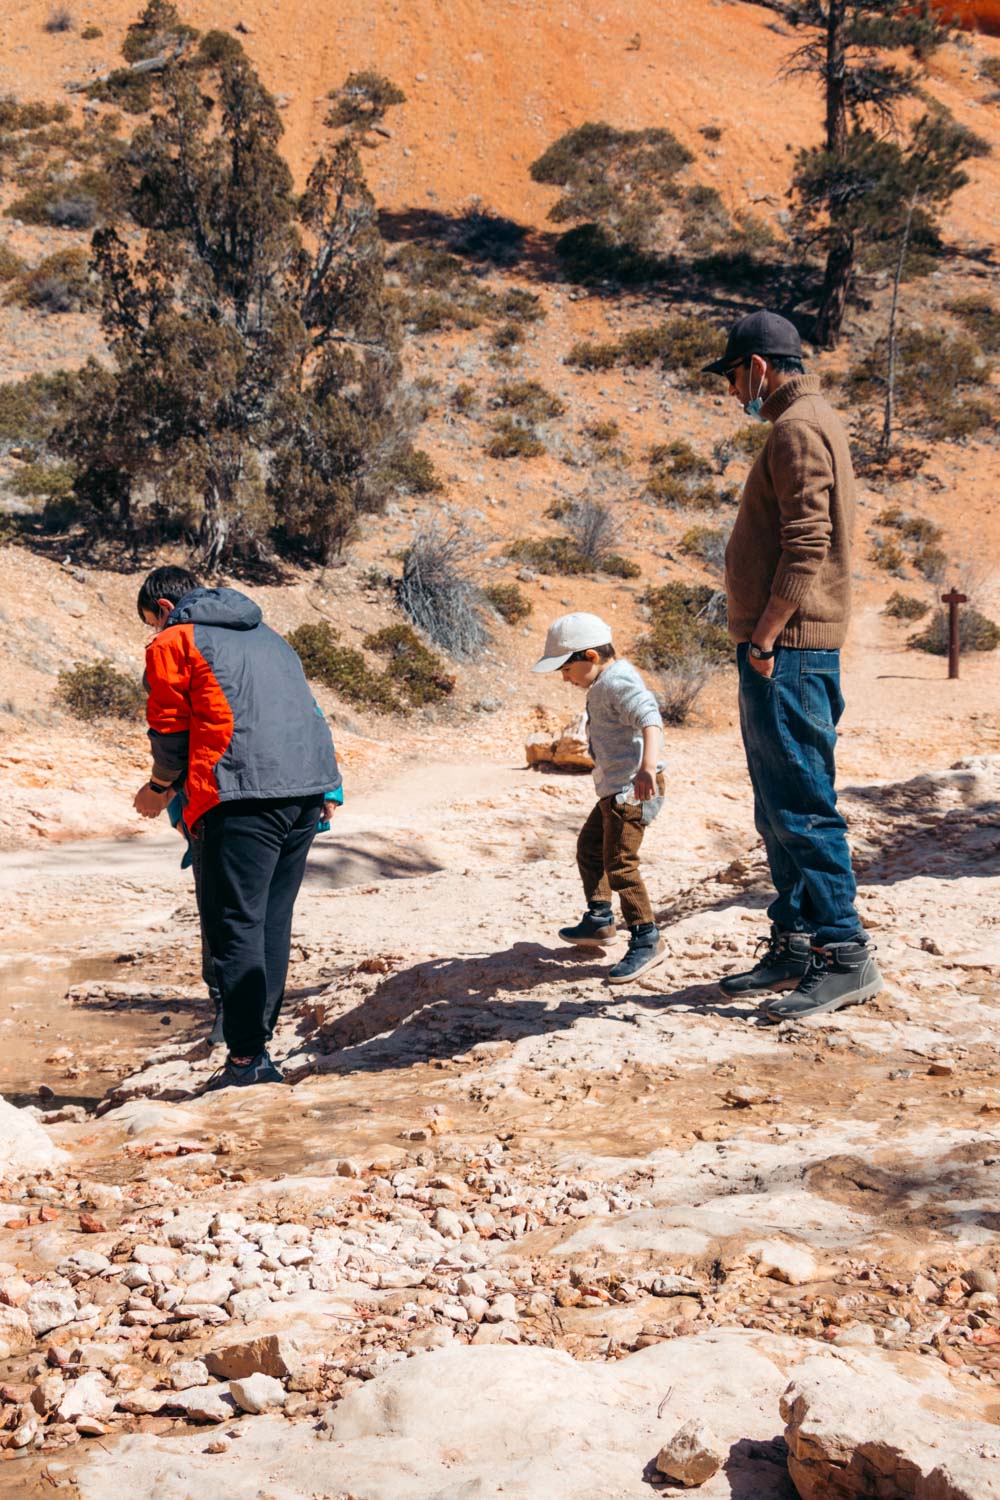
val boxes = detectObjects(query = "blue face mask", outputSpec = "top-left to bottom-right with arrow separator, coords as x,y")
743,367 -> 767,421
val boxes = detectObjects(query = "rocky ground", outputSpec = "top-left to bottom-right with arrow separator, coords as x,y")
0,711 -> 997,1496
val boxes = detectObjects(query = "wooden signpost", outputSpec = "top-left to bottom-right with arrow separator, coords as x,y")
941,588 -> 967,680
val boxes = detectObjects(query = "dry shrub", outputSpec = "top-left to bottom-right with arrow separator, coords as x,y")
656,654 -> 715,726
883,591 -> 928,621
58,660 -> 144,720
483,581 -> 532,624
398,524 -> 489,660
909,606 -> 999,656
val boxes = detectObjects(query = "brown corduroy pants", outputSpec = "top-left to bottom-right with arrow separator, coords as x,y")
576,774 -> 665,928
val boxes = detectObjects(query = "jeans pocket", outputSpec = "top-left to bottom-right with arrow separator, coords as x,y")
800,654 -> 843,732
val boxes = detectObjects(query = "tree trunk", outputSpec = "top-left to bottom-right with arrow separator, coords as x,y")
813,228 -> 854,348
198,491 -> 230,570
825,0 -> 848,155
880,191 -> 918,456
814,1 -> 851,348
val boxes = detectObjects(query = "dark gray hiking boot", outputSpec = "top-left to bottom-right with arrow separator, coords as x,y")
719,926 -> 813,996
607,924 -> 667,985
559,904 -> 616,948
765,941 -> 883,1022
201,1050 -> 286,1092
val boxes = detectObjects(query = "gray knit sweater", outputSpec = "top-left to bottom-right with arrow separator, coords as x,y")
585,659 -> 664,799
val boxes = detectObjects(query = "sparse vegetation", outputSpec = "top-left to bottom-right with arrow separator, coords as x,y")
949,294 -> 1000,356
566,317 -> 719,389
8,249 -> 97,313
584,419 -> 619,442
509,500 -> 639,580
845,327 -> 993,441
883,591 -> 928,621
0,246 -> 26,282
635,583 -> 731,671
82,24 -> 103,38
655,655 -> 715,726
646,440 -> 720,508
57,660 -> 145,721
363,623 -> 456,706
909,606 -> 1000,656
483,581 -> 532,624
679,524 -> 730,574
44,8 -> 74,33
494,381 -> 564,421
487,417 -> 546,459
451,383 -> 477,414
713,424 -> 769,469
870,537 -> 906,574
377,445 -> 444,495
287,622 -> 400,713
398,524 -> 489,660
0,368 -> 78,450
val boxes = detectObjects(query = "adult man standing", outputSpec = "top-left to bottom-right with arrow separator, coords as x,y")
133,566 -> 341,1088
703,311 -> 882,1020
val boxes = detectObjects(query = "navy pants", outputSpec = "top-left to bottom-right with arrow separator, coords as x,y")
198,797 -> 322,1057
737,644 -> 864,947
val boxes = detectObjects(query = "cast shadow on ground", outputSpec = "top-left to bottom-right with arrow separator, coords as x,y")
292,942 -> 761,1076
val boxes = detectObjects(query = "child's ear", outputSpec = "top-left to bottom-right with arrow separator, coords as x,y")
585,649 -> 600,662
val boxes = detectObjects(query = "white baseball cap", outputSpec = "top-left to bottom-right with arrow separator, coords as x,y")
531,612 -> 613,673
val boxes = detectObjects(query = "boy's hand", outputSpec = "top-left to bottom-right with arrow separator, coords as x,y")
633,768 -> 656,801
134,783 -> 173,819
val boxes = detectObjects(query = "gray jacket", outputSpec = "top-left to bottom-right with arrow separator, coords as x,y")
585,659 -> 664,799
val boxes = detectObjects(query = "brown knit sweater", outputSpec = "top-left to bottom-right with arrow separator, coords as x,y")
724,374 -> 856,650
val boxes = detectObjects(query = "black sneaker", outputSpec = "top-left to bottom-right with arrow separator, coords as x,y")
765,941 -> 883,1022
607,924 -> 667,985
719,926 -> 813,996
558,906 -> 616,947
201,1050 -> 286,1092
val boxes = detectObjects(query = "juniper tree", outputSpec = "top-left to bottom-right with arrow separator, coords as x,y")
60,6 -> 403,566
784,1 -> 951,346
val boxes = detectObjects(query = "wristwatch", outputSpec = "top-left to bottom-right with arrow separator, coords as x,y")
148,780 -> 172,794
748,642 -> 775,661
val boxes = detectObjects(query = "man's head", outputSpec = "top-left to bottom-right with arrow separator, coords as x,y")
137,565 -> 202,632
702,310 -> 805,416
531,612 -> 615,689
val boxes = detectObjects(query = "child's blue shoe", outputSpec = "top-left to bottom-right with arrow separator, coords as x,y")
558,904 -> 616,947
607,924 -> 666,984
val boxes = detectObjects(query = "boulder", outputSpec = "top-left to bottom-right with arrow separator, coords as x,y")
525,716 -> 594,772
0,1096 -> 67,1172
748,1238 -> 818,1286
203,1333 -> 302,1381
0,1305 -> 33,1359
781,1346 -> 1000,1500
656,1417 -> 727,1487
228,1372 -> 287,1414
26,1286 -> 78,1337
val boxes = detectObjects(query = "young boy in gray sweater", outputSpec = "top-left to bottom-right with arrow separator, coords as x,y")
532,612 -> 667,983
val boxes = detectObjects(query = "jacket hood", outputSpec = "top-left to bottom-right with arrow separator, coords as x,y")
166,587 -> 262,631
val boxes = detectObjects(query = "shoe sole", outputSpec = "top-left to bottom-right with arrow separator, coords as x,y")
719,973 -> 805,997
559,934 -> 616,948
605,944 -> 668,986
764,973 -> 884,1022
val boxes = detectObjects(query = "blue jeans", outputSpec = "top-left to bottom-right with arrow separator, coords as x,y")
737,644 -> 864,947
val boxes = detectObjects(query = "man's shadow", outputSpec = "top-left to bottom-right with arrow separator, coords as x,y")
289,943 -> 761,1076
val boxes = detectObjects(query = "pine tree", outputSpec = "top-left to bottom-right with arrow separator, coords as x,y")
59,9 -> 403,567
784,1 -> 950,346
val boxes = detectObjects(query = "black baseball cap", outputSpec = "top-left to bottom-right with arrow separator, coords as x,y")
702,309 -> 803,375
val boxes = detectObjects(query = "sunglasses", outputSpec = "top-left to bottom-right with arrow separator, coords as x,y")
723,358 -> 749,384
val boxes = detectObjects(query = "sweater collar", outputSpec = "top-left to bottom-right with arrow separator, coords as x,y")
760,373 -> 821,423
